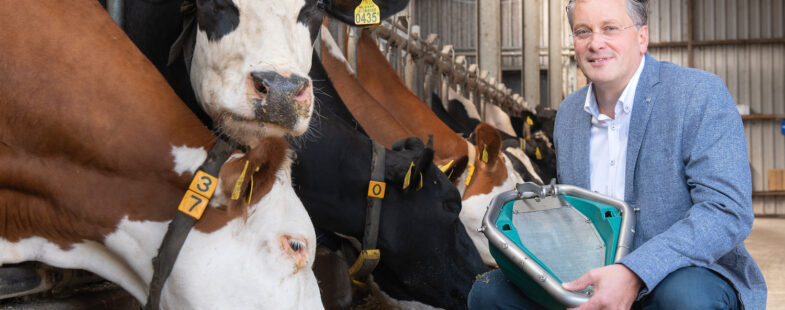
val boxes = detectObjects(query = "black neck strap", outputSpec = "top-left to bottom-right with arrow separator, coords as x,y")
348,140 -> 386,286
144,137 -> 238,310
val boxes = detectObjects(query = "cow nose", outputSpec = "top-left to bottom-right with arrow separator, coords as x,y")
249,71 -> 311,104
247,71 -> 312,129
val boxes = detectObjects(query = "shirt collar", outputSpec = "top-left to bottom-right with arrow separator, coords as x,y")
583,56 -> 646,118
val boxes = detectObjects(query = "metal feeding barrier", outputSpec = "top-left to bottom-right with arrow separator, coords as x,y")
332,16 -> 533,120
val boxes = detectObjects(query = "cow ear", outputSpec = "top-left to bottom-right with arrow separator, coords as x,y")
219,137 -> 288,210
386,137 -> 432,190
323,0 -> 410,26
474,123 -> 502,164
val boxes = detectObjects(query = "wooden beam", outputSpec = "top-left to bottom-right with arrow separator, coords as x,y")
753,191 -> 785,197
742,114 -> 785,120
649,37 -> 785,48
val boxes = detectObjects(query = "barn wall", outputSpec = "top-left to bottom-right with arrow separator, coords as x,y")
413,0 -> 785,214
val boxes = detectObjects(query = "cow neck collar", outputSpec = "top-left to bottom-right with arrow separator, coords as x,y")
144,133 -> 240,310
348,140 -> 385,287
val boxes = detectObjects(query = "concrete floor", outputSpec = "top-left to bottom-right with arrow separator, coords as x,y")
746,217 -> 785,309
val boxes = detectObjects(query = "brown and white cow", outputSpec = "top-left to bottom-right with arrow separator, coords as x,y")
0,1 -> 321,308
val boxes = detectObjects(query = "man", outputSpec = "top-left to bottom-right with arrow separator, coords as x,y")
468,0 -> 767,309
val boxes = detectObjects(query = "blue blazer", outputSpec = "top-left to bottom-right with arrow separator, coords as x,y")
554,54 -> 766,309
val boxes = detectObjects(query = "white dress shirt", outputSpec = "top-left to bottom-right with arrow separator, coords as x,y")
584,57 -> 645,201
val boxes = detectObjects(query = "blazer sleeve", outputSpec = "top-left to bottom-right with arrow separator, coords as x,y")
617,74 -> 754,296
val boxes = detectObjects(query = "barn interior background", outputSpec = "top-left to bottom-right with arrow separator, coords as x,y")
321,1 -> 785,306
327,0 -> 785,216
2,0 -> 781,308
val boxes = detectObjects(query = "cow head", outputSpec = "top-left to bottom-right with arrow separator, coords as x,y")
460,123 -> 524,265
291,107 -> 488,308
186,0 -> 408,145
369,137 -> 488,309
159,137 -> 321,309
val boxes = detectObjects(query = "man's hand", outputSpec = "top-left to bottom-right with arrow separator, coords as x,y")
562,264 -> 642,310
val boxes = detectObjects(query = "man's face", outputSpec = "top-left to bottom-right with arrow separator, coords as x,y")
572,0 -> 648,90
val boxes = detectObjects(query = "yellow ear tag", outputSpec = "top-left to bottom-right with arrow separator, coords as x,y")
464,164 -> 475,186
535,147 -> 542,160
231,160 -> 250,200
402,161 -> 414,189
526,116 -> 534,126
416,172 -> 423,190
354,0 -> 381,26
438,160 -> 454,173
481,144 -> 489,163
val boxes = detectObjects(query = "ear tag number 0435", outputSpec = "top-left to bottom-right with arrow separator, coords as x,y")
354,0 -> 380,26
178,170 -> 218,220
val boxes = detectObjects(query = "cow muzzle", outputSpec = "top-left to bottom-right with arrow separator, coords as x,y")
247,71 -> 312,130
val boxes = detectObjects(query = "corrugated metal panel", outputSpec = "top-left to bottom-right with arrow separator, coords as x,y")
695,0 -> 785,40
648,0 -> 687,42
414,0 -> 477,53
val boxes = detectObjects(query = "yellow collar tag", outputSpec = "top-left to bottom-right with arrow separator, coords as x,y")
367,180 -> 386,198
520,138 -> 526,151
535,147 -> 542,160
231,160 -> 250,200
464,164 -> 476,186
178,170 -> 219,220
354,0 -> 380,26
402,161 -> 414,189
481,144 -> 489,163
526,116 -> 534,126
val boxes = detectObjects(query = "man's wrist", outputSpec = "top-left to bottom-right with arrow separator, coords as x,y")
616,263 -> 644,296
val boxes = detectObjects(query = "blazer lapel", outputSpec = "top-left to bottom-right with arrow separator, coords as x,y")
624,54 -> 661,201
573,106 -> 592,190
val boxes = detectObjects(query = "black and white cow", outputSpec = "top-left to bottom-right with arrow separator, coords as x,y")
118,0 -> 409,145
295,52 -> 488,309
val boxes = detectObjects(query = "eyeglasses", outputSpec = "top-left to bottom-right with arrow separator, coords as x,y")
571,25 -> 637,41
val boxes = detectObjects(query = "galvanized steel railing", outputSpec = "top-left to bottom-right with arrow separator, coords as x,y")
332,17 -> 532,119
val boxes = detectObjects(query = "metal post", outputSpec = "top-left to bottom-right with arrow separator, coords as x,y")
548,0 -> 563,108
347,27 -> 359,73
522,0 -> 540,109
315,25 -> 322,59
405,27 -> 417,94
477,0 -> 502,80
328,20 -> 346,57
107,0 -> 124,28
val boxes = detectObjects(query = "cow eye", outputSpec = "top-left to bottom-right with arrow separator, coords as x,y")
289,239 -> 305,252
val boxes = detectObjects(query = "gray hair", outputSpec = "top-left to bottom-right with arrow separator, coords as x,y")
566,0 -> 648,29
